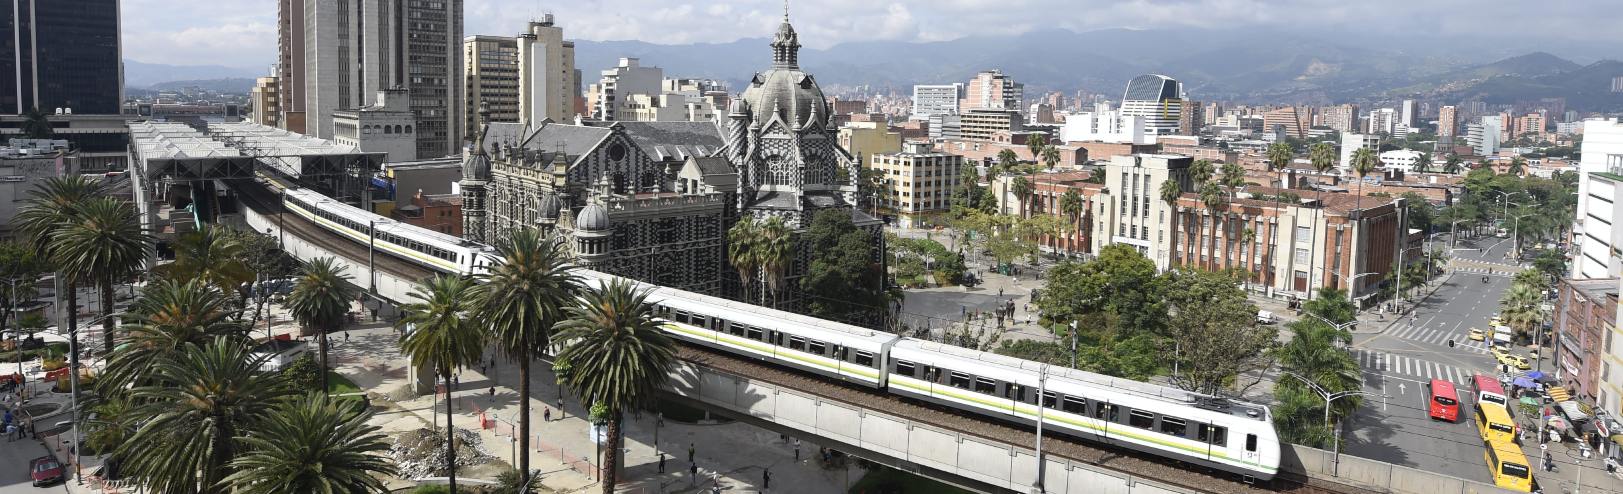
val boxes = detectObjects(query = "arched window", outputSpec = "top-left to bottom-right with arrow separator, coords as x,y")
363,125 -> 373,134
612,172 -> 627,194
405,125 -> 413,134
383,126 -> 393,134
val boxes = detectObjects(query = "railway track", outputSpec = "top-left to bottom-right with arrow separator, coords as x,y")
228,178 -> 435,281
677,345 -> 1371,494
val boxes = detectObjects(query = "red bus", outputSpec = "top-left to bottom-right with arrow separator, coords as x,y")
1472,374 -> 1509,411
1428,379 -> 1460,422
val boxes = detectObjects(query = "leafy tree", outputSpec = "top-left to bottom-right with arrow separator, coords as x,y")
1533,249 -> 1567,281
52,196 -> 150,354
286,257 -> 356,394
801,210 -> 882,321
281,354 -> 324,393
0,241 -> 44,353
1163,268 -> 1273,396
1034,244 -> 1166,335
232,228 -> 295,336
1508,156 -> 1527,177
118,337 -> 286,494
397,274 -> 486,494
554,279 -> 678,494
474,228 -> 580,485
1401,192 -> 1435,233
950,162 -> 984,212
221,392 -> 395,494
727,217 -> 760,303
1273,288 -> 1362,447
157,225 -> 253,308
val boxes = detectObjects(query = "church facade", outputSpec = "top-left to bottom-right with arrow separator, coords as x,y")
460,15 -> 881,313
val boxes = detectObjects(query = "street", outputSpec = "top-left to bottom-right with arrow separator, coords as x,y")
0,436 -> 67,493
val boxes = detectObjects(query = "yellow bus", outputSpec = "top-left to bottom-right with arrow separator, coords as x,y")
1483,437 -> 1533,492
1475,403 -> 1516,444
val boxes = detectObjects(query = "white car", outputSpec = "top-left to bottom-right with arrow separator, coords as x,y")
1257,311 -> 1276,324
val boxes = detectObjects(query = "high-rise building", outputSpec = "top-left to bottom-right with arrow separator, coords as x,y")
517,16 -> 579,125
1468,116 -> 1503,156
1262,106 -> 1308,139
251,76 -> 281,127
964,70 -> 1023,110
1119,74 -> 1185,136
1339,133 -> 1381,173
590,58 -> 662,121
1322,104 -> 1360,133
0,0 -> 122,115
287,0 -> 464,158
1178,100 -> 1203,135
911,84 -> 962,120
276,0 -> 307,133
1400,99 -> 1417,128
1366,108 -> 1397,135
958,109 -> 1023,141
464,35 -> 520,140
1514,112 -> 1548,142
1438,105 -> 1458,137
1573,118 -> 1623,279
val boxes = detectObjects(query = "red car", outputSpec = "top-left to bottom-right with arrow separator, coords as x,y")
30,456 -> 64,486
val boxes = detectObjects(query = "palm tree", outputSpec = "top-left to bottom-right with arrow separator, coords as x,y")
1200,181 -> 1226,269
1266,142 -> 1294,172
286,257 -> 357,394
1308,142 -> 1336,295
118,337 -> 286,494
1443,154 -> 1463,174
995,148 -> 1020,175
99,278 -> 244,393
756,218 -> 793,308
20,107 -> 51,139
1499,282 -> 1547,341
1240,228 -> 1258,290
727,216 -> 760,303
1190,159 -> 1214,186
1220,162 -> 1246,198
1412,152 -> 1432,174
474,228 -> 579,485
1351,147 -> 1377,211
554,279 -> 679,494
221,392 -> 395,494
1041,145 -> 1061,170
1025,134 -> 1047,162
17,176 -> 106,364
1059,190 -> 1084,253
1161,179 -> 1183,265
1010,175 -> 1033,218
398,274 -> 487,494
157,226 -> 253,307
1508,156 -> 1527,177
52,196 -> 149,354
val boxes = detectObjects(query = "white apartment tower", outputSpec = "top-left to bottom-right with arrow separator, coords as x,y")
964,70 -> 1023,110
1119,74 -> 1185,136
1573,119 -> 1623,279
1366,108 -> 1397,135
912,84 -> 962,120
517,15 -> 580,125
591,58 -> 663,121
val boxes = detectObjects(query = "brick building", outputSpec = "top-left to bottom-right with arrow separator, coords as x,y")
394,190 -> 464,236
1555,277 -> 1615,406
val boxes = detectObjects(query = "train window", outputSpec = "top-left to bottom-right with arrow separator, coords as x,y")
894,360 -> 915,377
709,318 -> 722,332
774,332 -> 785,346
746,327 -> 763,341
1061,397 -> 1086,414
1198,425 -> 1227,445
1040,392 -> 1057,408
728,323 -> 745,336
854,351 -> 874,367
788,336 -> 805,351
674,311 -> 690,325
808,341 -> 826,355
1160,417 -> 1187,437
973,377 -> 996,395
1245,434 -> 1257,452
949,372 -> 971,389
1003,384 -> 1024,402
692,315 -> 708,328
1129,410 -> 1155,429
1107,404 -> 1121,423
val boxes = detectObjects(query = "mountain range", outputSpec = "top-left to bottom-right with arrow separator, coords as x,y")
122,27 -> 1623,112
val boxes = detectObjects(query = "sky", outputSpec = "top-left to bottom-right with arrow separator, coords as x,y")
122,0 -> 1621,69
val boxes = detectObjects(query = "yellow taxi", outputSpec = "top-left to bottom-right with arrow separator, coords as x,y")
1468,328 -> 1486,341
1493,348 -> 1532,370
1489,316 -> 1503,327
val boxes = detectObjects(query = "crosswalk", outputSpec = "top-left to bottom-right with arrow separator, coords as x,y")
1385,323 -> 1493,354
1452,266 -> 1517,276
1353,349 -> 1476,384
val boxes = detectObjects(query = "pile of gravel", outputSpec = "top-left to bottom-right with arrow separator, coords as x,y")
389,427 -> 495,479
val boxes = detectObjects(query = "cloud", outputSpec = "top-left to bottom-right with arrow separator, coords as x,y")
122,0 -> 1623,67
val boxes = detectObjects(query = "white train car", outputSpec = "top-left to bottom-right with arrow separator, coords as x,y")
887,339 -> 1280,480
577,270 -> 901,389
281,188 -> 496,276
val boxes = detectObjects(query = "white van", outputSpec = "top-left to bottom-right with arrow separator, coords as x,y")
1257,310 -> 1276,324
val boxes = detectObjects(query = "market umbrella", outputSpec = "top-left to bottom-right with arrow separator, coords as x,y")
1513,377 -> 1539,388
1526,371 -> 1547,380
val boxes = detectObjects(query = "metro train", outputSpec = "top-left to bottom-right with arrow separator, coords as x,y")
278,185 -> 1281,480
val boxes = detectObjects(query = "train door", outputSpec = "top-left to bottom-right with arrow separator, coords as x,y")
1242,433 -> 1260,466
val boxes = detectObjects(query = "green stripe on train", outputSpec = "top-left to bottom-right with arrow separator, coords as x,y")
287,203 -> 462,272
888,375 -> 1273,472
664,324 -> 880,380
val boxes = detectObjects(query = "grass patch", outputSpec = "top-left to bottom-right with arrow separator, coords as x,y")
327,371 -> 361,395
848,465 -> 976,494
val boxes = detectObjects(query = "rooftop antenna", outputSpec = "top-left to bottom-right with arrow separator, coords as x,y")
784,0 -> 790,21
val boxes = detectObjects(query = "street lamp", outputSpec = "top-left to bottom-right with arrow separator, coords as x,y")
1281,371 -> 1385,476
1510,212 -> 1536,262
1030,364 -> 1049,494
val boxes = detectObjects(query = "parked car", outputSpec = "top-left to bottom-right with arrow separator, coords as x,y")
1256,310 -> 1276,325
1468,328 -> 1486,341
30,456 -> 63,486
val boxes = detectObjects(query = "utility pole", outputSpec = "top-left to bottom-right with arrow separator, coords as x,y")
367,219 -> 377,295
1031,365 -> 1048,494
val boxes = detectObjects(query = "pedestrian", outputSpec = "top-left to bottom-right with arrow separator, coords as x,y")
544,407 -> 552,422
691,463 -> 698,486
658,453 -> 666,473
488,386 -> 495,398
763,467 -> 771,490
998,288 -> 1004,297
794,438 -> 801,461
344,331 -> 350,342
779,433 -> 788,444
689,443 -> 696,463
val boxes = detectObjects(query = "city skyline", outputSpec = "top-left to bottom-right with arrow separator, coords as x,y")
125,0 -> 1623,69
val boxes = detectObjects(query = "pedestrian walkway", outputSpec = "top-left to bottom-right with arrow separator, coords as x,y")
1452,266 -> 1518,276
1352,349 -> 1475,384
1385,324 -> 1494,354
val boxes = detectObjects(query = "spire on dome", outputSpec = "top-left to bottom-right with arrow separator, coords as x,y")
770,2 -> 800,69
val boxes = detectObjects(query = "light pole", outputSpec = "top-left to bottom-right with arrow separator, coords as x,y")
1448,219 -> 1468,253
1031,364 -> 1048,494
1510,212 -> 1535,262
1281,372 -> 1384,475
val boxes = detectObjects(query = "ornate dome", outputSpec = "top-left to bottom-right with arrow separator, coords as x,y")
575,203 -> 610,232
462,148 -> 491,181
537,194 -> 561,222
738,17 -> 828,131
